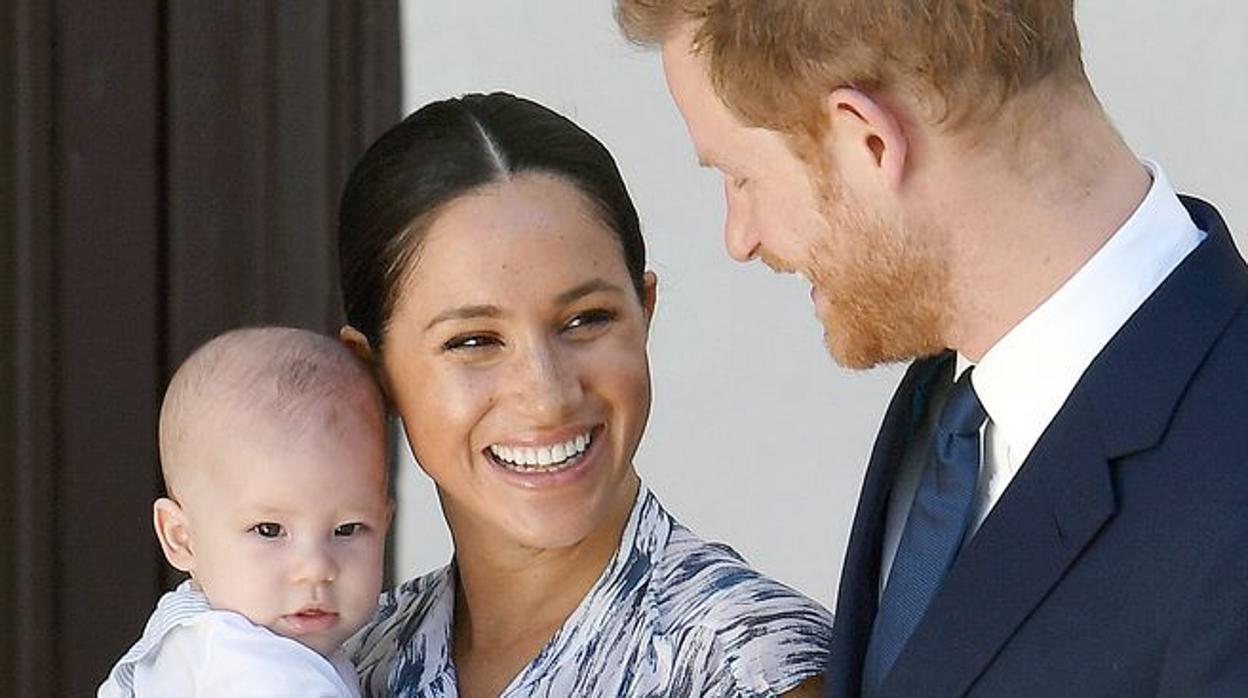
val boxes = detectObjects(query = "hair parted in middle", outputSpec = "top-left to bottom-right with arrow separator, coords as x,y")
337,92 -> 648,352
617,0 -> 1088,138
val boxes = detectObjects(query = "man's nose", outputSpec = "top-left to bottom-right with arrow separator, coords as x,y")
723,181 -> 759,262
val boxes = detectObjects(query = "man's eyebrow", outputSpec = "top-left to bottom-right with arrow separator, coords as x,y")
555,279 -> 627,306
424,304 -> 501,331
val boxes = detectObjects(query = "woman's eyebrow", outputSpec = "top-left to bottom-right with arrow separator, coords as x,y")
555,279 -> 626,305
424,304 -> 501,331
423,280 -> 625,331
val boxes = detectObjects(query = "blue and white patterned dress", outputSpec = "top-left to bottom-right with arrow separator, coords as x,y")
348,486 -> 833,697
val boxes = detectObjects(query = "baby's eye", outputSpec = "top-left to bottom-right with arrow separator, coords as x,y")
251,522 -> 283,539
334,522 -> 364,537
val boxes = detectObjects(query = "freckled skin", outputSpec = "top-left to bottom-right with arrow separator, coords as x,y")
378,173 -> 654,554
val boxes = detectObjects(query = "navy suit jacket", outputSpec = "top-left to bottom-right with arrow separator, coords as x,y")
827,197 -> 1248,697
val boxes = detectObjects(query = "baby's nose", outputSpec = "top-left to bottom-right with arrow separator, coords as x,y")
293,544 -> 338,584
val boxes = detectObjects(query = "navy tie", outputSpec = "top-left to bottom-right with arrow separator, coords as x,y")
862,368 -> 987,694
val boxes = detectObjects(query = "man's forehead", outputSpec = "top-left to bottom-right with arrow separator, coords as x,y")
659,39 -> 733,169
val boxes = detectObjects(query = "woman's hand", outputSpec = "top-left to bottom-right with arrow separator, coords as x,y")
781,674 -> 825,697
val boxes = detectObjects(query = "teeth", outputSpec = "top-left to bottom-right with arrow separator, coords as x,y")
489,431 -> 593,472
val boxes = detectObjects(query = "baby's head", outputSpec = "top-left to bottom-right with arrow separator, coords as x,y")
153,327 -> 391,656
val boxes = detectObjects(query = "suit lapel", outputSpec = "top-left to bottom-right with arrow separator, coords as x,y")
879,391 -> 1115,696
878,196 -> 1248,696
828,353 -> 953,696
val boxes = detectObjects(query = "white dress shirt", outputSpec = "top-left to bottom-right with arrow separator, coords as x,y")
99,581 -> 361,698
880,161 -> 1205,592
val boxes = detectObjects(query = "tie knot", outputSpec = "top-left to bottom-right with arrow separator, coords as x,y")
939,368 -> 987,437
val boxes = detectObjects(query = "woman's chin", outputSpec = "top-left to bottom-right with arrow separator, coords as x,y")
509,515 -> 602,551
491,473 -> 637,552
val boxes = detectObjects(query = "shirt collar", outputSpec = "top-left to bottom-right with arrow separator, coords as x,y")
405,484 -> 669,696
506,483 -> 668,694
966,160 -> 1204,464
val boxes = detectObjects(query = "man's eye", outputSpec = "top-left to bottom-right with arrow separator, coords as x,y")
334,523 -> 363,537
251,522 -> 283,538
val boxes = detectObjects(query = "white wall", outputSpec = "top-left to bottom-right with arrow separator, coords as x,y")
393,0 -> 1248,608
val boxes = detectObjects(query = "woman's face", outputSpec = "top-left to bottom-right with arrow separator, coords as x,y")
379,173 -> 654,552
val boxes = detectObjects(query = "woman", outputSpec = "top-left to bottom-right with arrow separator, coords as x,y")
338,92 -> 831,697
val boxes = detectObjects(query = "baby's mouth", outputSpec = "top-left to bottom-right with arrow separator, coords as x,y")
283,607 -> 339,633
486,428 -> 596,474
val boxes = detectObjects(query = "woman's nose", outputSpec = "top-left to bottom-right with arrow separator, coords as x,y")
723,181 -> 759,262
514,342 -> 582,423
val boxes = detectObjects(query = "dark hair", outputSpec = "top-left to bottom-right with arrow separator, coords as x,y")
338,92 -> 647,350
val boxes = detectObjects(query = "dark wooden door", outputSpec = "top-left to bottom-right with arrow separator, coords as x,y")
1,3 -> 400,695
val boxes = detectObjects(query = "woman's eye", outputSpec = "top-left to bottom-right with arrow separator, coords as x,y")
564,309 -> 617,333
251,522 -> 283,539
442,334 -> 501,352
334,523 -> 364,537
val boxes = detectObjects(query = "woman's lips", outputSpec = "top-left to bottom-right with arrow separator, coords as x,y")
483,425 -> 603,488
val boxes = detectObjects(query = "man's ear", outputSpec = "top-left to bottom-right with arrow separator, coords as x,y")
824,87 -> 909,192
641,271 -> 658,330
153,497 -> 195,573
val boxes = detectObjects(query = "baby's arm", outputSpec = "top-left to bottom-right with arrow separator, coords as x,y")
142,611 -> 359,697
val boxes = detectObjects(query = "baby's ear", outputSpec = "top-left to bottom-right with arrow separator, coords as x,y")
153,497 -> 195,573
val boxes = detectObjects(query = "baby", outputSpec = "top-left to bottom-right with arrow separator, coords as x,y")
99,327 -> 391,697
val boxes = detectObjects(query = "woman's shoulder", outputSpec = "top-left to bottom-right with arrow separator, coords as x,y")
346,564 -> 456,694
653,517 -> 833,628
645,511 -> 834,694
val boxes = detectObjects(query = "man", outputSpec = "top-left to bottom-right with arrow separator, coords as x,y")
617,2 -> 1248,696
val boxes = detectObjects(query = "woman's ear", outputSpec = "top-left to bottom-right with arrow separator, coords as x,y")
339,325 -> 374,364
153,497 -> 195,573
642,271 -> 658,330
341,324 -> 393,400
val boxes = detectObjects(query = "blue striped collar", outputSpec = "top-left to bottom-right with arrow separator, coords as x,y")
393,484 -> 669,695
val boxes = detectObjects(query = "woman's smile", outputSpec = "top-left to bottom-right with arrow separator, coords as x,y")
485,425 -> 603,486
